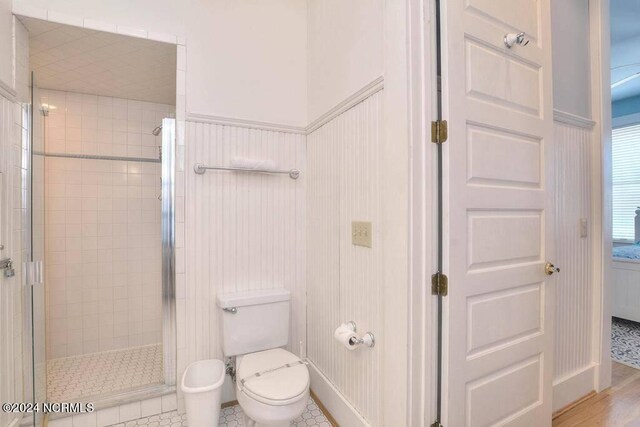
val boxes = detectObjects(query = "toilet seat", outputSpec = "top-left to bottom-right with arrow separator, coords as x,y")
237,348 -> 309,406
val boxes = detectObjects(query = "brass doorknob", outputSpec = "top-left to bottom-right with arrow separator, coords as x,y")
545,262 -> 560,276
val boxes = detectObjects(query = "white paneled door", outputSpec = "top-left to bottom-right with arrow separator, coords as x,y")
441,0 -> 555,425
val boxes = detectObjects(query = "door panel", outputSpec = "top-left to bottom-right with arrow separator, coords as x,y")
467,124 -> 542,187
465,0 -> 540,40
441,0 -> 554,425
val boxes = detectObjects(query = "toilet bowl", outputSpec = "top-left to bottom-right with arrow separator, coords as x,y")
235,348 -> 309,427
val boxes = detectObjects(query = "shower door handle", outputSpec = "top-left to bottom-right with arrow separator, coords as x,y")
24,260 -> 44,286
34,260 -> 43,285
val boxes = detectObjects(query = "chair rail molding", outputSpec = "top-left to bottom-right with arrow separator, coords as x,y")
185,113 -> 307,135
554,109 -> 596,129
186,76 -> 385,136
307,76 -> 384,134
0,79 -> 17,103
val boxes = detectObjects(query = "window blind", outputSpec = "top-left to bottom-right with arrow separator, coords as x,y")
612,124 -> 640,241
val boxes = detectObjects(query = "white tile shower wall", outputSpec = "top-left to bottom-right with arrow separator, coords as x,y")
0,95 -> 27,427
39,89 -> 174,160
178,121 -> 306,409
0,18 -> 30,427
306,91 -> 383,426
41,89 -> 175,358
14,17 -> 30,103
553,122 -> 593,381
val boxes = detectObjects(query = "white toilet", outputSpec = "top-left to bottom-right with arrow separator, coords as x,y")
217,289 -> 309,427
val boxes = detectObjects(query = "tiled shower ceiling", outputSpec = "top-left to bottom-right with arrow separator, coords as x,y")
19,17 -> 177,105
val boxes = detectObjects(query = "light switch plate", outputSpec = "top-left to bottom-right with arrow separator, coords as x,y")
580,218 -> 588,238
352,221 -> 372,248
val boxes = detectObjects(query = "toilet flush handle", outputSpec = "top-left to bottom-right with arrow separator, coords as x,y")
223,307 -> 237,314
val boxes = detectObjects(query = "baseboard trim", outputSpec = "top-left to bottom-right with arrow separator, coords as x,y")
552,390 -> 596,419
552,363 -> 597,413
307,360 -> 369,427
221,400 -> 238,409
311,390 -> 340,427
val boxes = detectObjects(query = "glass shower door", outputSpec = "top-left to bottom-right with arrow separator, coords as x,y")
24,73 -> 47,427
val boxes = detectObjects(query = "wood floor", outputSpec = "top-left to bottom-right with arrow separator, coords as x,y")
553,362 -> 640,426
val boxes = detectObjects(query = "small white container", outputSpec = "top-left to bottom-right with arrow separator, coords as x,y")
181,359 -> 225,427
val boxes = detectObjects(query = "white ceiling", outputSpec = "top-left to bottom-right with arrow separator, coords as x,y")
19,16 -> 177,105
611,0 -> 640,102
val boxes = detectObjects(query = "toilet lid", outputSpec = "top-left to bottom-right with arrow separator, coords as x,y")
237,348 -> 309,404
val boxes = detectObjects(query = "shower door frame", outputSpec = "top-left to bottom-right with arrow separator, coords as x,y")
161,117 -> 177,387
25,114 -> 179,402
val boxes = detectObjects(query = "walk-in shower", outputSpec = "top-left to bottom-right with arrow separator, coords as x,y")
15,15 -> 178,423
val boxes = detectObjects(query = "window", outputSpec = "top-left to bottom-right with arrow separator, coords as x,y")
612,124 -> 640,241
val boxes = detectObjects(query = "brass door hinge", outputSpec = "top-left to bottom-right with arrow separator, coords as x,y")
431,272 -> 448,296
431,120 -> 448,144
430,422 -> 444,427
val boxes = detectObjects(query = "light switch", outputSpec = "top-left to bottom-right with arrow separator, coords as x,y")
352,221 -> 372,248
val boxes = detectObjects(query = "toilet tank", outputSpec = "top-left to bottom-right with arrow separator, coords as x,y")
216,289 -> 290,357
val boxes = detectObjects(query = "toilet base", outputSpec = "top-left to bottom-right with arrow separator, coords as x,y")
242,413 -> 289,427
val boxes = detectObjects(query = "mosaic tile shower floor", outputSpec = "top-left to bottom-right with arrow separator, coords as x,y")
47,344 -> 163,401
109,398 -> 332,427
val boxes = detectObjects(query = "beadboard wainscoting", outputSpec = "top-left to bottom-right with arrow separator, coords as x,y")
307,91 -> 383,426
552,116 -> 596,412
179,121 -> 306,406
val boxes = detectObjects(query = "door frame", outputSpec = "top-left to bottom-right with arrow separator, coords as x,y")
407,0 -> 437,425
590,0 -> 613,393
408,0 -> 614,424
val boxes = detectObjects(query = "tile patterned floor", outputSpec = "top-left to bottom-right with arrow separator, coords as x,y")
109,398 -> 332,427
48,344 -> 163,401
612,317 -> 640,369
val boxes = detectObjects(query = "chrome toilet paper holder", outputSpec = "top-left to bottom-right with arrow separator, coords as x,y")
345,321 -> 375,348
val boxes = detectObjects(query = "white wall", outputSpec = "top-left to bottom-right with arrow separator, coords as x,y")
307,0 -> 383,122
0,0 -> 13,90
180,121 -> 305,408
14,18 -> 29,103
551,0 -> 592,118
13,0 -> 308,127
